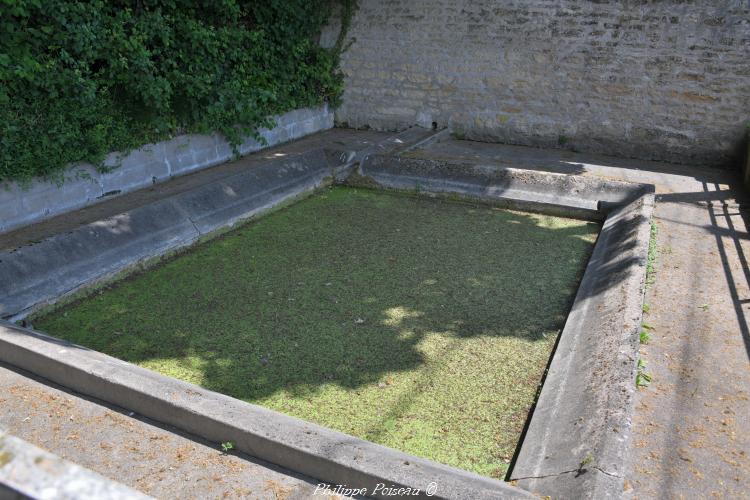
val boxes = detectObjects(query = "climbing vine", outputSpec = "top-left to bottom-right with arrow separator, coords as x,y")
0,0 -> 357,183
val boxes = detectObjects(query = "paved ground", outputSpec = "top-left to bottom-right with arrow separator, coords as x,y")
0,363 -> 330,499
2,130 -> 748,499
629,184 -> 750,499
413,138 -> 750,499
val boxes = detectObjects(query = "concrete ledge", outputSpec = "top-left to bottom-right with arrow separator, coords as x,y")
0,105 -> 334,235
0,150 -> 334,319
0,430 -> 149,499
510,194 -> 655,498
0,323 -> 534,500
350,155 -> 653,220
326,126 -> 445,182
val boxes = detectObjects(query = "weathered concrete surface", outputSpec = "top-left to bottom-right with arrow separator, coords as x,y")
628,191 -> 750,498
328,0 -> 750,167
352,153 -> 653,219
0,363 -> 335,500
511,194 -> 654,498
0,323 -> 535,500
0,150 -> 334,319
0,105 -> 333,235
0,430 -> 150,500
407,137 -> 737,196
0,128 -> 394,252
324,126 -> 441,181
412,137 -> 750,499
0,128 -> 440,320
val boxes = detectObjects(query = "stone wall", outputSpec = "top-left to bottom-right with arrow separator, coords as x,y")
329,0 -> 750,167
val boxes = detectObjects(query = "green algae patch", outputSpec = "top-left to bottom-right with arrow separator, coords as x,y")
36,187 -> 598,479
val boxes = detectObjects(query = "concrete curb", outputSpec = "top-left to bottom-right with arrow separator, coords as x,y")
0,105 -> 333,235
0,430 -> 150,500
0,323 -> 534,500
510,194 -> 655,498
0,149 -> 334,319
349,154 -> 652,220
394,128 -> 452,155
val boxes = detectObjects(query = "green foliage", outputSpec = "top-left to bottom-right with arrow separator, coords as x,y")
639,322 -> 653,344
220,441 -> 234,453
639,329 -> 651,344
0,0 -> 356,183
636,359 -> 652,388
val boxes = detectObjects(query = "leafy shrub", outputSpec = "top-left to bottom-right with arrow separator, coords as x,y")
0,0 -> 354,183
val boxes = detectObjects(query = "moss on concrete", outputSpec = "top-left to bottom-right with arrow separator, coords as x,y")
36,187 -> 598,479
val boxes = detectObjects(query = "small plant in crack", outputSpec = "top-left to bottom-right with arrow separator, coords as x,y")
636,359 -> 652,388
639,323 -> 654,344
220,441 -> 235,453
576,453 -> 594,476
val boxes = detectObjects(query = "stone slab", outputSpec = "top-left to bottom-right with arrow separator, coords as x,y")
173,149 -> 332,236
352,154 -> 653,219
0,363 -> 335,499
0,430 -> 150,500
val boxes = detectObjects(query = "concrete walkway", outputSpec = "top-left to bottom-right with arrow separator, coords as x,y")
2,130 -> 748,498
0,363 -> 325,499
412,138 -> 750,499
629,181 -> 750,498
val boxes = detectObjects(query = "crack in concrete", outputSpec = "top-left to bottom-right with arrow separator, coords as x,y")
514,465 -> 622,482
592,465 -> 621,478
185,214 -> 201,237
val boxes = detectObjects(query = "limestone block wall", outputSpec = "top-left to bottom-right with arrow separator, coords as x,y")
330,0 -> 750,166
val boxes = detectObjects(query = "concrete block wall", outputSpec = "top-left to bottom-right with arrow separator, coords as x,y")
0,105 -> 333,234
330,0 -> 750,167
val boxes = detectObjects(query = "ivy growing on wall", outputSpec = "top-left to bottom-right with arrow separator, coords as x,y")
0,0 -> 356,183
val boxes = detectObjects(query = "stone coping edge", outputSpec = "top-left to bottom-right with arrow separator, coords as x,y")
510,194 -> 655,499
0,430 -> 151,500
